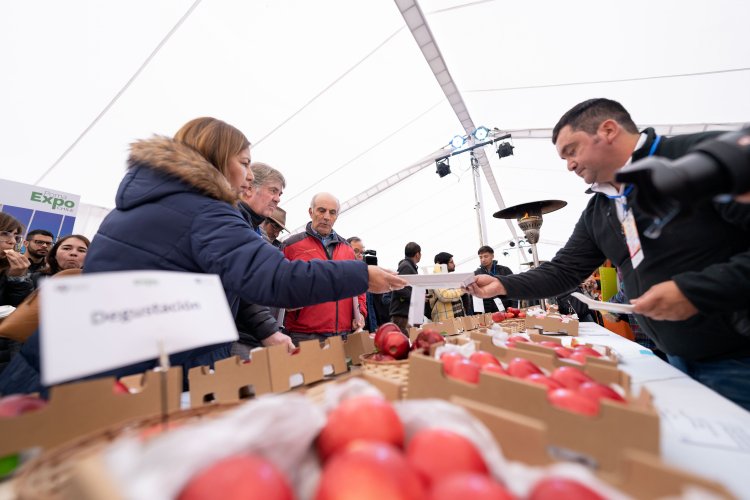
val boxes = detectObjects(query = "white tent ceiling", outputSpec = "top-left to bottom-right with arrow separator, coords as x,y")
2,0 -> 749,272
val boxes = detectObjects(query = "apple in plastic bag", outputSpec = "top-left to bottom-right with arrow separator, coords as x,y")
406,428 -> 489,488
446,359 -> 481,384
507,357 -> 543,378
578,382 -> 626,403
315,442 -> 426,500
550,366 -> 594,390
440,352 -> 464,374
469,351 -> 500,367
525,374 -> 564,392
481,362 -> 508,376
317,396 -> 404,461
178,454 -> 293,500
429,473 -> 515,500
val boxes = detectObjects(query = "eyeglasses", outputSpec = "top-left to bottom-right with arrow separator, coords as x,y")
31,239 -> 54,246
0,231 -> 22,244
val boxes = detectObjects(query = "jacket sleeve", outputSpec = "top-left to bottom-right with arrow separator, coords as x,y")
672,200 -> 750,312
435,287 -> 463,303
235,300 -> 279,343
500,207 -> 606,299
391,260 -> 416,304
190,205 -> 369,309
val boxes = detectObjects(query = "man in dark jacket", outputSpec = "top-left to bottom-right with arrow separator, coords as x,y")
282,193 -> 367,344
474,245 -> 514,312
23,229 -> 54,273
468,98 -> 750,410
389,242 -> 421,334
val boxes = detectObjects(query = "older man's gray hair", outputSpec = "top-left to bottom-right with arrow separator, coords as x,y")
310,192 -> 340,211
250,162 -> 286,189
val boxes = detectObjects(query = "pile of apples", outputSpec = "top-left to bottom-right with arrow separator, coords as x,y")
439,350 -> 625,417
492,307 -> 526,322
369,323 -> 446,361
179,395 -> 606,499
504,335 -> 606,365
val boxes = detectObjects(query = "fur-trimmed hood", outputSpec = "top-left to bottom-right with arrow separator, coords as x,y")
117,136 -> 237,209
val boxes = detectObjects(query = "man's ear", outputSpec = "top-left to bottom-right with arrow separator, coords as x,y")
598,119 -> 620,144
308,207 -> 313,218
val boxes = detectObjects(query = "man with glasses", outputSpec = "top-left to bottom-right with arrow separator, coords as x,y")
261,207 -> 287,248
23,229 -> 54,273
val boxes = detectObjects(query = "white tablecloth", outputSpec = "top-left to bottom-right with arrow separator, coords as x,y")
576,322 -> 750,499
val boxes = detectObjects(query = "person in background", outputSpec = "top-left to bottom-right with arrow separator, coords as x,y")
347,236 -> 385,332
282,193 -> 366,344
0,214 -> 33,376
232,162 -> 294,356
468,98 -> 750,410
22,229 -> 54,273
389,242 -> 421,335
428,252 -> 466,322
261,207 -> 287,248
474,245 -> 514,312
0,117 -> 404,395
40,235 -> 88,275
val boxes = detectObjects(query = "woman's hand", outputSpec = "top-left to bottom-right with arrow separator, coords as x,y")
4,249 -> 30,277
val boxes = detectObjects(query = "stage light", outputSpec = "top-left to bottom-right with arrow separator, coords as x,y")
496,141 -> 515,159
436,157 -> 451,178
450,135 -> 466,149
473,126 -> 489,141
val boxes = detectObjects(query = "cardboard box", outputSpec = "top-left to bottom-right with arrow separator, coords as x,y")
516,332 -> 618,365
266,337 -> 348,392
525,313 -> 579,335
470,330 -> 629,389
342,331 -> 376,365
188,351 -> 273,407
455,397 -> 733,499
0,368 -> 182,457
406,353 -> 659,474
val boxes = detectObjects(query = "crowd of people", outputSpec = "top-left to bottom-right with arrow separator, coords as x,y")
0,98 -> 748,412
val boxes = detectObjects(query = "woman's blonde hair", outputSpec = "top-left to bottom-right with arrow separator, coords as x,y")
174,117 -> 251,177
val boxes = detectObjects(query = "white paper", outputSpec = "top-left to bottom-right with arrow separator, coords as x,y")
493,298 -> 505,312
0,305 -> 16,319
400,272 -> 476,289
40,271 -> 238,385
570,292 -> 634,314
408,286 -> 426,325
472,295 -> 484,313
660,408 -> 750,454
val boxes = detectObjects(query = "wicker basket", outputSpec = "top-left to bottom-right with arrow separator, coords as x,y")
13,404 -> 238,500
358,353 -> 409,388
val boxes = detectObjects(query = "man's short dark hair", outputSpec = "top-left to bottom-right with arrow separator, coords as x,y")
552,98 -> 639,144
477,245 -> 494,255
405,242 -> 421,258
27,229 -> 54,240
346,236 -> 361,244
434,252 -> 453,265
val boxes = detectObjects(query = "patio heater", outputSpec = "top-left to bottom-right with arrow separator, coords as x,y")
493,200 -> 567,268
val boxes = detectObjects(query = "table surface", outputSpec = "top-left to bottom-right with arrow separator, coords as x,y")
573,322 -> 750,499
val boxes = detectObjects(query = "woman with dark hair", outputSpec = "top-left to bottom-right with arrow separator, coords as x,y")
30,235 -> 90,288
0,117 -> 405,394
0,213 -> 33,375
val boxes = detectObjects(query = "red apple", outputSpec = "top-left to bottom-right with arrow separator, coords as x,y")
315,442 -> 426,500
568,352 -> 588,364
0,394 -> 48,417
553,347 -> 574,359
469,351 -> 500,367
507,358 -> 543,379
548,389 -> 600,416
113,380 -> 131,394
406,429 -> 488,487
524,374 -> 564,392
578,382 -> 626,403
178,455 -> 293,500
538,341 -> 560,348
429,473 -> 515,500
505,312 -> 516,319
491,312 -> 505,323
447,359 -> 481,384
369,352 -> 396,362
550,366 -> 594,390
517,311 -> 527,318
374,322 -> 402,350
317,396 -> 404,461
528,477 -> 605,500
440,352 -> 464,374
507,335 -> 529,344
573,346 -> 602,358
481,363 -> 508,376
381,331 -> 410,360
412,329 -> 445,354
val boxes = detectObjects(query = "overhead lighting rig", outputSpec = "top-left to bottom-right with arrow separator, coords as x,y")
434,127 -> 514,178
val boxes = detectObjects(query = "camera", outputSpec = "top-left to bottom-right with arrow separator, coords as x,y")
615,127 -> 750,220
362,249 -> 378,266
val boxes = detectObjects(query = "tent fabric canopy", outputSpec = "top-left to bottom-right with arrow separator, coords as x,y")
2,0 -> 748,272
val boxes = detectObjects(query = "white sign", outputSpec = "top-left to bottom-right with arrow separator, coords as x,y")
400,272 -> 477,289
0,178 -> 80,216
40,271 -> 238,385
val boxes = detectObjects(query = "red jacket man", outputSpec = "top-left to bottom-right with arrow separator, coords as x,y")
282,193 -> 366,344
